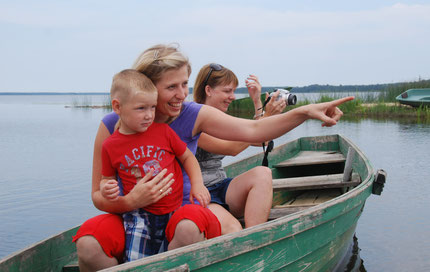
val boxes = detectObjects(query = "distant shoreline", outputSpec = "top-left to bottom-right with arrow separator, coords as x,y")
1,79 -> 429,95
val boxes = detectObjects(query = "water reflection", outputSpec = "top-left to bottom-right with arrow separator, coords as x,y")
335,235 -> 367,272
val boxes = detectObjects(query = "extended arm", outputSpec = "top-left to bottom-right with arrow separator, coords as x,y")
198,133 -> 250,156
194,97 -> 354,143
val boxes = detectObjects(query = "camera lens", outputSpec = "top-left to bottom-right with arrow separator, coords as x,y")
267,89 -> 297,106
287,94 -> 297,105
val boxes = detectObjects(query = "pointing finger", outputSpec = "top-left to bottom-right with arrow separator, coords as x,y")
330,96 -> 354,106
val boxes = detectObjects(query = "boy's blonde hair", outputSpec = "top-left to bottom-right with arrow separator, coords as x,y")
111,69 -> 157,104
110,69 -> 157,130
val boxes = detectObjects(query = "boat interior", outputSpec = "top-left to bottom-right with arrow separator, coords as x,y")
266,149 -> 361,221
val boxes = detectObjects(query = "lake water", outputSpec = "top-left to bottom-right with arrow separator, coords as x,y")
1,94 -> 429,271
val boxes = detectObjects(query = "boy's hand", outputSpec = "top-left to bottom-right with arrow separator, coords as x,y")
100,179 -> 120,201
189,183 -> 211,208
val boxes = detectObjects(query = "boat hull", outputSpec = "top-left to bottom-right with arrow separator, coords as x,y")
0,134 -> 379,272
396,88 -> 430,107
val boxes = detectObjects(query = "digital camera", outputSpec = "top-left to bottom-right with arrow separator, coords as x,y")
269,89 -> 297,106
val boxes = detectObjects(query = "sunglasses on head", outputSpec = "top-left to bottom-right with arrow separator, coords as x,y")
202,63 -> 223,88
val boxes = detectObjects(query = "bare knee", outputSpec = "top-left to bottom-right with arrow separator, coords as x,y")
255,166 -> 272,179
252,166 -> 273,189
168,219 -> 204,250
222,218 -> 243,234
76,236 -> 118,272
76,236 -> 100,261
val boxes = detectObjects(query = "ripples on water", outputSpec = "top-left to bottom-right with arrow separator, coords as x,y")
1,94 -> 429,271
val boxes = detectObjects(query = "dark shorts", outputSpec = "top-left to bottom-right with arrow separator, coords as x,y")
207,178 -> 233,210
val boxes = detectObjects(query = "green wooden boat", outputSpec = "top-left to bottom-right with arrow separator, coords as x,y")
0,134 -> 386,272
396,88 -> 430,107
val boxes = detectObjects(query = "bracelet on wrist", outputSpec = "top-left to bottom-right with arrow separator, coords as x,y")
253,111 -> 265,119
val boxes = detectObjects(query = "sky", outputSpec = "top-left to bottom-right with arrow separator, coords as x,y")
1,0 -> 429,92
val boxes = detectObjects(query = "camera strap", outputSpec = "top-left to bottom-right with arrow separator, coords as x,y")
257,96 -> 272,112
261,140 -> 274,167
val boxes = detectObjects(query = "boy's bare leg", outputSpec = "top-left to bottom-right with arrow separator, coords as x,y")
168,219 -> 205,250
76,236 -> 118,272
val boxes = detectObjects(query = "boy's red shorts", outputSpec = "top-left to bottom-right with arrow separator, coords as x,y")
72,213 -> 125,260
72,205 -> 221,259
165,204 -> 221,242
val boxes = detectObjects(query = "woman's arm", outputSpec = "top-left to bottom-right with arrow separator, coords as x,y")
198,133 -> 250,156
196,99 -> 285,155
91,122 -> 174,213
193,97 -> 354,143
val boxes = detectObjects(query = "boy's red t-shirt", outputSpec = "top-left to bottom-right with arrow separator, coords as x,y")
101,122 -> 187,215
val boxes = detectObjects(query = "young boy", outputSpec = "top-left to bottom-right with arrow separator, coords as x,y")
100,69 -> 210,262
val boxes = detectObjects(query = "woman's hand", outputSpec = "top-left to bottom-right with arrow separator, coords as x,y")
245,74 -> 262,103
304,96 -> 354,127
189,183 -> 211,208
127,169 -> 175,209
246,75 -> 266,118
264,90 -> 286,117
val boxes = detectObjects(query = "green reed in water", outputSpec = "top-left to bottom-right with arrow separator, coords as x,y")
313,94 -> 430,123
378,78 -> 430,102
69,94 -> 112,110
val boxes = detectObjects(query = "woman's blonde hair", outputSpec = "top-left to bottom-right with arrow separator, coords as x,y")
193,64 -> 238,104
132,43 -> 191,84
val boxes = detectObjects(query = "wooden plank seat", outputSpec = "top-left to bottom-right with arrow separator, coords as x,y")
272,173 -> 360,191
269,189 -> 343,220
273,151 -> 345,168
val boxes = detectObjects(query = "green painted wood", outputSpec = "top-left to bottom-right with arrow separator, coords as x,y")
0,226 -> 79,272
396,88 -> 430,107
0,134 -> 379,272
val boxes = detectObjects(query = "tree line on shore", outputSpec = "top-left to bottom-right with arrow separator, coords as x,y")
228,78 -> 430,94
